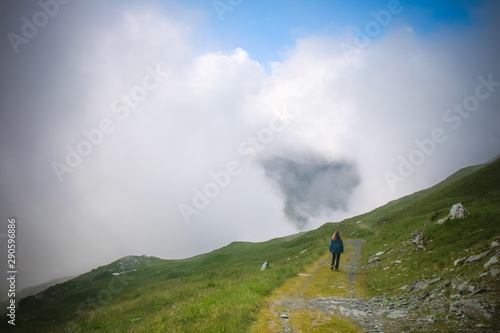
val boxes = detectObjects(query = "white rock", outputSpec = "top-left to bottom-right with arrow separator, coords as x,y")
367,256 -> 380,264
376,251 -> 385,256
454,257 -> 466,266
449,203 -> 469,219
465,251 -> 491,264
491,241 -> 499,249
261,262 -> 270,271
436,217 -> 448,225
490,267 -> 500,277
484,255 -> 498,269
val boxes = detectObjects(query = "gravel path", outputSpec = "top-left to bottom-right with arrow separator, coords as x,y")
269,239 -> 412,333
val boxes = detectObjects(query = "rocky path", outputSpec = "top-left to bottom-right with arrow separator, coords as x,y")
251,240 -> 411,333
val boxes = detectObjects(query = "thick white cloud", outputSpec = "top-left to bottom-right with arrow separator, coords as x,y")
1,0 -> 499,289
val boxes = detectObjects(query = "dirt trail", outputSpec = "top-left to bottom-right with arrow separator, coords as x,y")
251,240 -> 408,333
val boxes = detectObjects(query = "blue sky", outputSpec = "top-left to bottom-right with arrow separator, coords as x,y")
1,0 -> 499,290
175,0 -> 484,66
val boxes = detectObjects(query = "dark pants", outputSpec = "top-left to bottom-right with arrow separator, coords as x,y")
331,253 -> 341,269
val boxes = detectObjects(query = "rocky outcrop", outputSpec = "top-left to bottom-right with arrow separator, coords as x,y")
449,299 -> 493,321
466,251 -> 491,264
436,203 -> 470,225
449,203 -> 470,219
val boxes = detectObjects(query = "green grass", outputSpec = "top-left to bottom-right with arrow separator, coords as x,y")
3,157 -> 499,332
4,224 -> 351,332
358,159 -> 500,298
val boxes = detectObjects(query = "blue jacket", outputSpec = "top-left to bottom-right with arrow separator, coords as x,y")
329,238 -> 344,254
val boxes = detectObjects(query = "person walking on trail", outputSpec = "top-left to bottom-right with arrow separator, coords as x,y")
329,231 -> 344,271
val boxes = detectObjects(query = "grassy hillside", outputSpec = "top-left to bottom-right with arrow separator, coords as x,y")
3,157 -> 499,332
3,228 -> 347,332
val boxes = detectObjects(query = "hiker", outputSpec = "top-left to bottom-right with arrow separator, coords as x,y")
329,230 -> 344,271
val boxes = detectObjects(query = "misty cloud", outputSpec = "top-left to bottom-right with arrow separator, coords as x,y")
260,154 -> 360,229
1,0 -> 499,291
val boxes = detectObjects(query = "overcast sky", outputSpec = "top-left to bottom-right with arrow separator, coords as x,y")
1,0 -> 499,290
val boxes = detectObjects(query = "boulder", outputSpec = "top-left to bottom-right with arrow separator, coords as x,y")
465,251 -> 491,264
456,282 -> 469,294
409,278 -> 440,292
490,267 -> 500,277
484,255 -> 498,269
462,300 -> 492,321
449,203 -> 469,219
367,256 -> 380,264
449,299 -> 493,320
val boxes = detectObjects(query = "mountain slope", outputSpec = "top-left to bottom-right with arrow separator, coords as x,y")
3,157 -> 499,332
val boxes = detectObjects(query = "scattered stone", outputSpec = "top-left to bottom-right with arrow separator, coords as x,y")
409,278 -> 440,292
427,314 -> 436,324
300,248 -> 308,254
490,267 -> 500,277
394,260 -> 402,264
491,241 -> 499,249
479,272 -> 488,278
454,257 -> 466,266
261,262 -> 270,271
449,299 -> 492,321
436,217 -> 449,224
449,203 -> 470,219
483,255 -> 498,269
467,285 -> 475,293
465,251 -> 491,264
376,251 -> 385,256
456,282 -> 469,294
411,232 -> 422,245
471,289 -> 488,297
280,314 -> 289,319
476,324 -> 491,328
356,220 -> 362,224
367,256 -> 381,264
